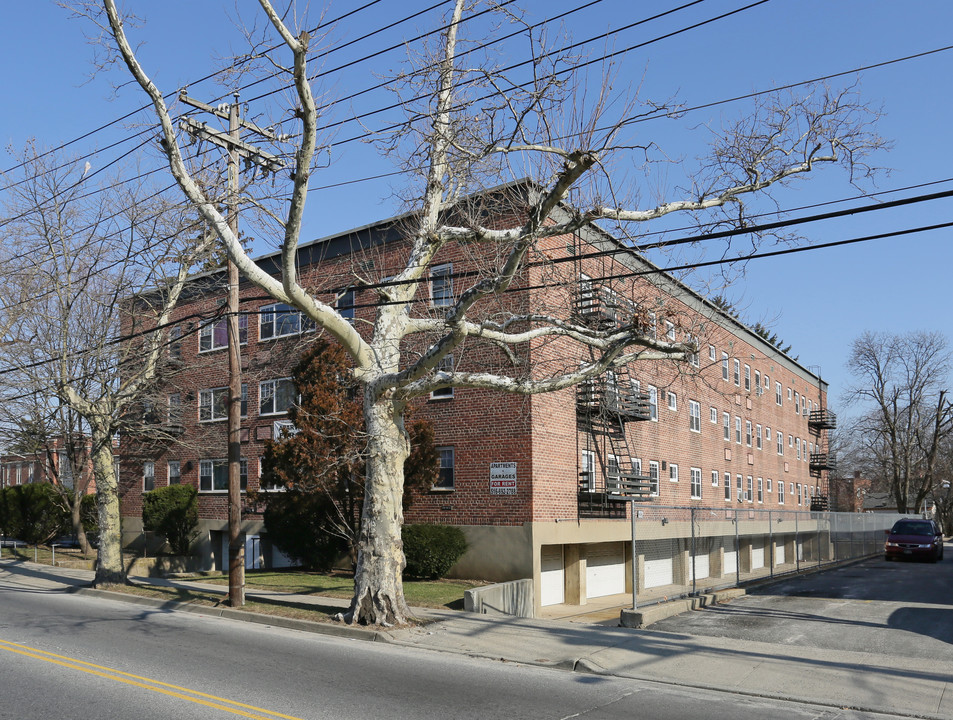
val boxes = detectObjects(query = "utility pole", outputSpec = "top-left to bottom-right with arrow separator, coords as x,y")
179,91 -> 284,607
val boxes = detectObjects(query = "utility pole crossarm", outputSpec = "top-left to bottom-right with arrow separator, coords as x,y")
178,117 -> 285,174
179,92 -> 287,141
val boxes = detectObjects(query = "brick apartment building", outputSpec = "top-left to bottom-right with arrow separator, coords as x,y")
118,187 -> 835,613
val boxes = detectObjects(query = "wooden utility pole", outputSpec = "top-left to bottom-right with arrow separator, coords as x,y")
179,91 -> 284,607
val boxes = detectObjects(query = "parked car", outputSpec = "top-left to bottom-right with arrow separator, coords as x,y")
884,519 -> 945,562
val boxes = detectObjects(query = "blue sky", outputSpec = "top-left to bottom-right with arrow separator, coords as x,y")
2,0 -> 952,415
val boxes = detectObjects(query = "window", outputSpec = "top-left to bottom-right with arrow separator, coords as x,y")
273,419 -> 297,439
733,359 -> 741,385
722,352 -> 729,381
169,325 -> 182,359
764,375 -> 770,394
736,474 -> 744,502
260,303 -> 312,340
765,426 -> 771,442
724,473 -> 731,501
667,392 -> 677,411
723,412 -> 731,441
712,470 -> 719,487
710,406 -> 718,423
580,450 -> 595,490
755,371 -> 761,394
797,483 -> 803,505
788,387 -> 793,401
709,344 -> 716,361
260,378 -> 296,416
776,381 -> 783,405
199,458 -> 248,492
746,476 -> 753,503
778,480 -> 785,504
690,468 -> 702,499
647,386 -> 658,421
796,438 -> 802,460
434,447 -> 455,489
756,424 -> 762,450
168,393 -> 182,425
687,335 -> 699,367
337,288 -> 355,322
199,315 -> 248,352
789,434 -> 794,448
745,420 -> 752,447
744,364 -> 751,391
648,312 -> 657,340
689,400 -> 700,432
143,461 -> 155,492
665,321 -> 676,341
794,392 -> 800,414
648,461 -> 659,495
735,416 -> 742,444
757,477 -> 763,503
431,263 -> 454,307
669,463 -> 678,482
199,385 -> 247,422
199,387 -> 228,422
168,460 -> 181,485
766,478 -> 772,493
777,432 -> 784,455
431,355 -> 454,399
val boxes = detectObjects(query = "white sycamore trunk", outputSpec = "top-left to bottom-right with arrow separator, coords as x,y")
90,425 -> 124,585
347,397 -> 411,625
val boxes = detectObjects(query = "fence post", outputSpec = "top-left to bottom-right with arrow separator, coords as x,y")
768,510 -> 774,579
735,513 -> 741,586
795,512 -> 800,573
690,507 -> 697,596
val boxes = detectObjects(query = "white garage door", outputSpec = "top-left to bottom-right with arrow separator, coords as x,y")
690,552 -> 710,581
724,546 -> 737,576
751,538 -> 765,569
586,542 -> 626,598
540,545 -> 565,606
644,539 -> 675,589
775,541 -> 786,565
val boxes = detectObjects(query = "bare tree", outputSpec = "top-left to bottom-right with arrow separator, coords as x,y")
95,0 -> 884,624
846,330 -> 953,513
0,145 -> 212,585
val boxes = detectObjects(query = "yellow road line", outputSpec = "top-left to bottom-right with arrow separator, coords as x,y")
0,638 -> 305,720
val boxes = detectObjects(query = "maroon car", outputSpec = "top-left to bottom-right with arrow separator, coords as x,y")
884,519 -> 945,562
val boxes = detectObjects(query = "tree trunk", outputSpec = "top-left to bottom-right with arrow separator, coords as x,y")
346,398 -> 411,625
91,427 -> 125,585
70,492 -> 90,556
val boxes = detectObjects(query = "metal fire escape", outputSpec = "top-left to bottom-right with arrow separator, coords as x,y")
809,408 -> 837,510
572,279 -> 654,517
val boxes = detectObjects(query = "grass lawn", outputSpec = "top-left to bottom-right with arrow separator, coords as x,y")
188,570 -> 486,609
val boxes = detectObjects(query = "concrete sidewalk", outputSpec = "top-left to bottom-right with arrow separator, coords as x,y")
2,559 -> 950,720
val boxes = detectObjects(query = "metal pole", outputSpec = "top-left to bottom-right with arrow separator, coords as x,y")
768,511 -> 774,579
630,502 -> 638,610
795,511 -> 800,573
735,514 -> 741,586
227,95 -> 245,607
690,507 -> 696,595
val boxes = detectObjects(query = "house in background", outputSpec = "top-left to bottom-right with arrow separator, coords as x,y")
118,184 -> 836,613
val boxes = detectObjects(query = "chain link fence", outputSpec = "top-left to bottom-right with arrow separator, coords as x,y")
628,506 -> 916,602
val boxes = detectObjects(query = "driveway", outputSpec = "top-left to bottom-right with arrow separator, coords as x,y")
650,542 -> 953,661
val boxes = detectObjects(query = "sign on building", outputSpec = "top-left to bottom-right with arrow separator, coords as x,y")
489,462 -> 517,495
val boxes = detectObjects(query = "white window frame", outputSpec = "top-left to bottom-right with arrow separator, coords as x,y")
260,303 -> 312,341
199,315 -> 248,353
744,364 -> 751,391
724,472 -> 732,501
648,461 -> 660,496
689,400 -> 701,432
710,406 -> 718,424
665,321 -> 676,341
199,387 -> 228,422
259,378 -> 297,416
756,424 -> 762,450
667,391 -> 677,411
167,460 -> 181,485
735,416 -> 742,444
647,386 -> 658,421
434,447 -> 455,490
723,412 -> 730,441
669,463 -> 678,482
580,450 -> 595,491
711,470 -> 719,487
199,458 -> 248,493
722,352 -> 729,381
336,287 -> 355,323
776,381 -> 783,405
757,477 -> 764,504
709,344 -> 716,361
746,476 -> 753,503
430,263 -> 454,307
431,355 -> 455,399
690,467 -> 702,499
745,420 -> 752,447
143,461 -> 155,492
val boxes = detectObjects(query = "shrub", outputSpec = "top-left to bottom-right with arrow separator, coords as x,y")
262,490 -> 345,571
402,524 -> 468,579
142,484 -> 198,555
0,484 -> 69,544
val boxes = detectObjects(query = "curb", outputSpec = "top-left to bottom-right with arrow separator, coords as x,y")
619,588 -> 746,628
74,587 -> 389,642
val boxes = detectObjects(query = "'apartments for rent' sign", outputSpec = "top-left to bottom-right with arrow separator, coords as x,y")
489,462 -> 517,495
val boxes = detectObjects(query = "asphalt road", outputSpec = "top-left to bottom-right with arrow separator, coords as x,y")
650,542 -> 953,661
0,565 -> 916,720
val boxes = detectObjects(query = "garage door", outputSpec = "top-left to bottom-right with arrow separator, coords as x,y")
540,545 -> 564,606
690,552 -> 710,581
644,539 -> 675,589
775,540 -> 785,565
751,538 -> 765,569
586,542 -> 625,598
724,546 -> 737,576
